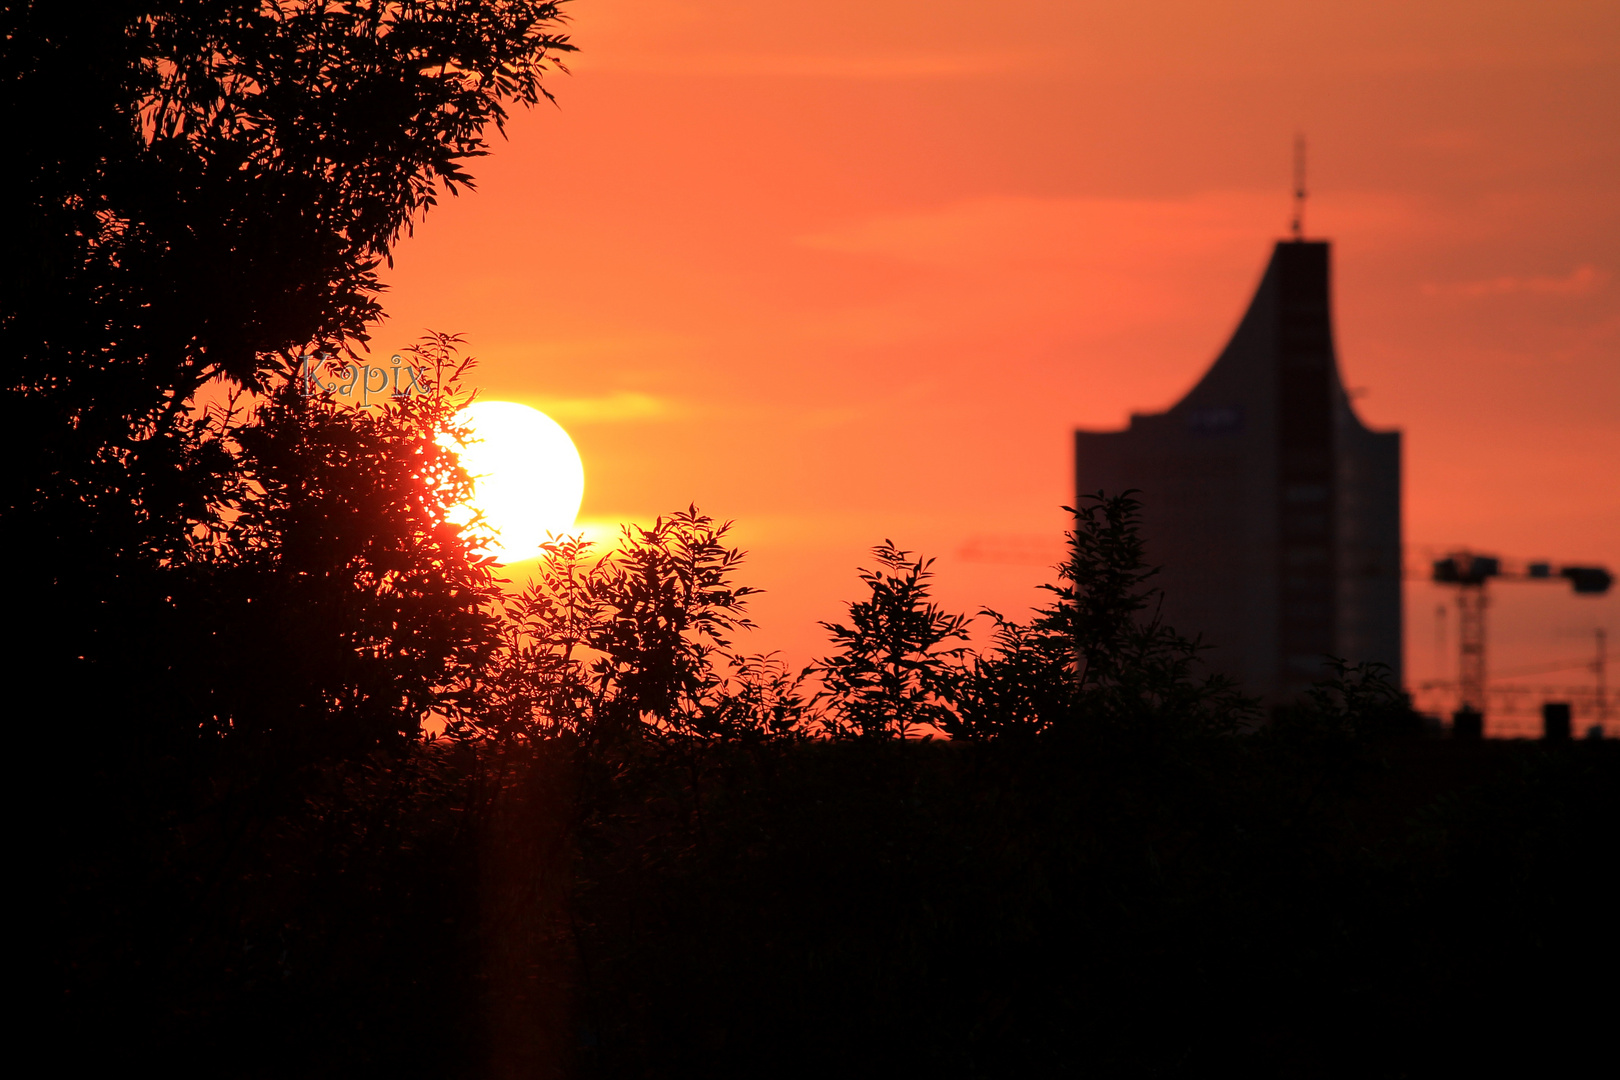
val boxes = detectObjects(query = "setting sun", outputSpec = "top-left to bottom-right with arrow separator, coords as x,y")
447,400 -> 584,563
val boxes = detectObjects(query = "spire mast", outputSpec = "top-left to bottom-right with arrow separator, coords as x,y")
1290,133 -> 1307,240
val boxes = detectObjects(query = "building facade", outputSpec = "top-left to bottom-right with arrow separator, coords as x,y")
1074,240 -> 1401,704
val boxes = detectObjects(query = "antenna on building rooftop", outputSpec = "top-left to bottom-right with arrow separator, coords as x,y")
1290,133 -> 1307,240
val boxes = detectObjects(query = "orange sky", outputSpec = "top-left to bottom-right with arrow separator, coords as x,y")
375,0 -> 1619,715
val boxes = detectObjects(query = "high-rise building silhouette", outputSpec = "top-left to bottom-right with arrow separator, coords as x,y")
1074,240 -> 1401,703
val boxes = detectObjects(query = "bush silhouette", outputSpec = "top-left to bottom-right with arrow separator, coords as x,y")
472,507 -> 807,747
810,542 -> 971,739
947,491 -> 1256,743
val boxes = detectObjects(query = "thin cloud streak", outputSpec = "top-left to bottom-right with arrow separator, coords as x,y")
531,390 -> 677,424
1422,264 -> 1610,297
577,50 -> 1046,80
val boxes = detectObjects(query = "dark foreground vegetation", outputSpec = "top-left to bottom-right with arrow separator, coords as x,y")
50,491 -> 1620,1079
12,4 -> 1614,1077
55,662 -> 1618,1079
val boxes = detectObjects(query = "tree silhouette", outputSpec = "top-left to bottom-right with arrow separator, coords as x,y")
811,543 -> 971,739
5,1 -> 573,758
184,334 -> 503,763
16,11 -> 581,1050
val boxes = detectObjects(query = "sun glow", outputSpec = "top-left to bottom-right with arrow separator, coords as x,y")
445,400 -> 585,564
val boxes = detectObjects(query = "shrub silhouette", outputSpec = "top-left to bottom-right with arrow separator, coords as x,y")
185,334 -> 503,763
472,507 -> 808,747
946,490 -> 1257,742
810,542 -> 971,739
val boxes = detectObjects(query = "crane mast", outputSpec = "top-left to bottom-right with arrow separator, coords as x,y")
1430,552 -> 1612,735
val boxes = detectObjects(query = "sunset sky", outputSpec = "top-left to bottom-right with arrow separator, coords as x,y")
375,0 -> 1618,711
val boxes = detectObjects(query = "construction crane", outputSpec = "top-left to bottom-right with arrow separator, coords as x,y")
1430,551 -> 1613,730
